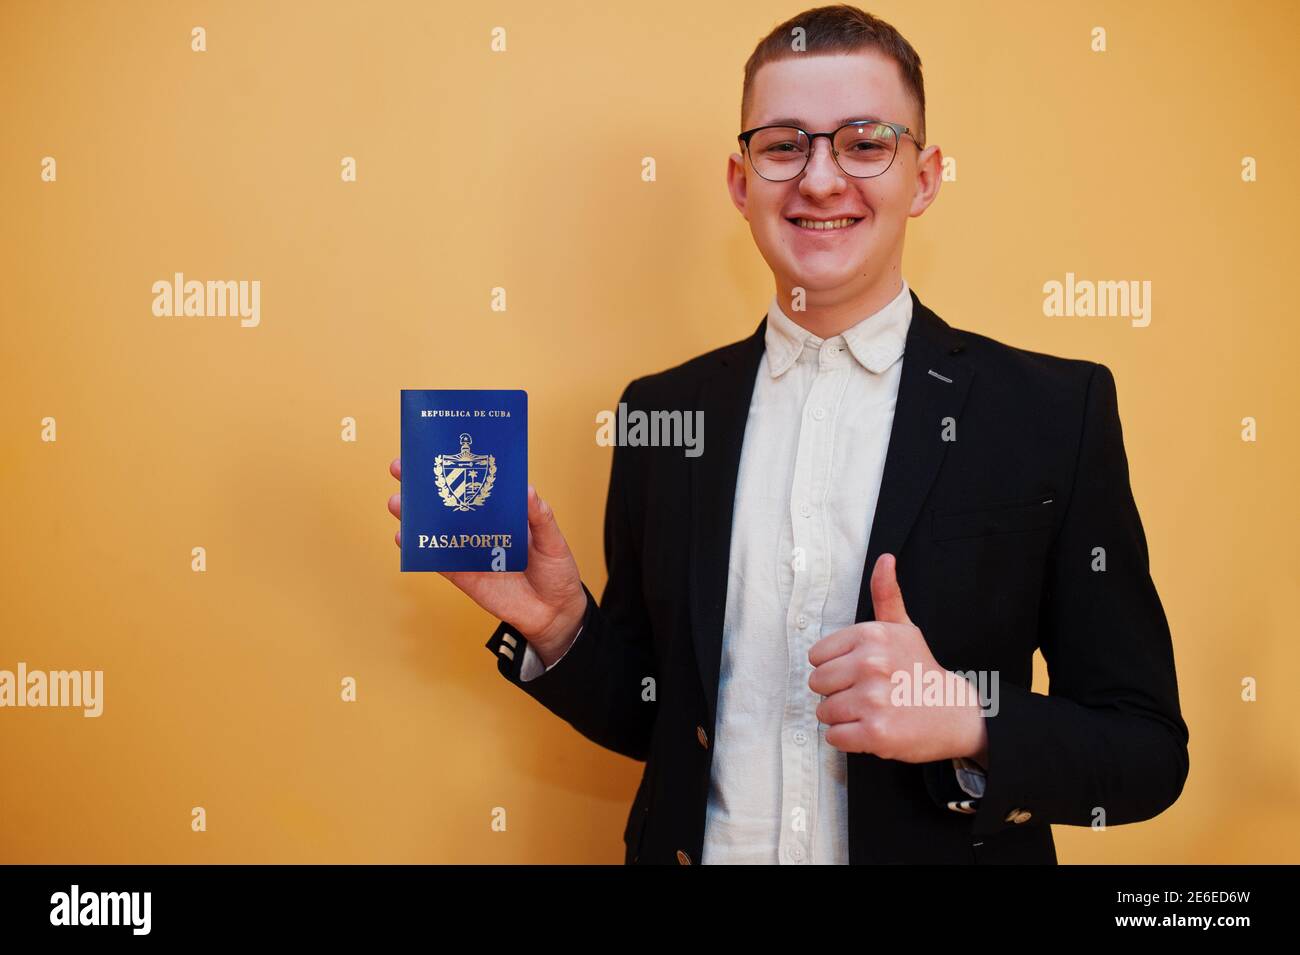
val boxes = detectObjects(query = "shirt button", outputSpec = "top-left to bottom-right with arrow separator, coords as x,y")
799,502 -> 812,517
796,614 -> 809,629
812,407 -> 826,420
793,730 -> 808,745
789,844 -> 806,862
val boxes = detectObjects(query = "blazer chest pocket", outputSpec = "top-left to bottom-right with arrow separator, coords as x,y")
930,493 -> 1057,542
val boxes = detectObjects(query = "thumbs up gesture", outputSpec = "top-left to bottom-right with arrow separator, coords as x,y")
807,553 -> 989,765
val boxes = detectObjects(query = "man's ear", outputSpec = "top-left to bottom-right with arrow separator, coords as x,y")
726,152 -> 750,220
908,144 -> 943,218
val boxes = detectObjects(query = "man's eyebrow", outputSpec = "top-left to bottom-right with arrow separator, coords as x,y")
758,116 -> 882,128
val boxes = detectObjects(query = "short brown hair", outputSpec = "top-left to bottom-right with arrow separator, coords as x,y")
740,5 -> 926,147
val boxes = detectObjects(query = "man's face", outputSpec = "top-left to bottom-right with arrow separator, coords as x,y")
728,51 -> 940,302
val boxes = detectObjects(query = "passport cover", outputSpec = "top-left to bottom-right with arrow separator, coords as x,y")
400,389 -> 528,572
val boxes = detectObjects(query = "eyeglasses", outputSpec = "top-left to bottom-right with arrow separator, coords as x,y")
737,120 -> 923,181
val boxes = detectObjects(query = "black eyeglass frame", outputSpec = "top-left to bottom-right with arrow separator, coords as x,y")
737,120 -> 925,181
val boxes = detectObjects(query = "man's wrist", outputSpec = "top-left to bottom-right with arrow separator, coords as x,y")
531,592 -> 588,667
943,670 -> 990,766
534,629 -> 578,669
962,700 -> 989,768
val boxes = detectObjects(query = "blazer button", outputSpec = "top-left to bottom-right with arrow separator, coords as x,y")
696,725 -> 709,749
676,849 -> 692,865
1004,808 -> 1033,824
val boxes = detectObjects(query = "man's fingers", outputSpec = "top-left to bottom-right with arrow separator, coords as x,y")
807,650 -> 861,697
390,459 -> 401,547
527,485 -> 571,559
870,552 -> 912,625
808,625 -> 862,668
436,570 -> 520,612
438,569 -> 474,591
814,688 -> 863,727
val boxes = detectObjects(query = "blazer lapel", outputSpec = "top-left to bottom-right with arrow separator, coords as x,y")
689,318 -> 766,728
853,289 -> 973,623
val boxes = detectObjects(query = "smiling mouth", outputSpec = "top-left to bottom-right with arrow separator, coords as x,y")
787,216 -> 861,231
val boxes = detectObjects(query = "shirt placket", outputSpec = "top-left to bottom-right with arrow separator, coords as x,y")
778,337 -> 850,864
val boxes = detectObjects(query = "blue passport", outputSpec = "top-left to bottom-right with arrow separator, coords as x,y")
400,389 -> 528,572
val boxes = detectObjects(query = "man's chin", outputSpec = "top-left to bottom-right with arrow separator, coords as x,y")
780,261 -> 869,294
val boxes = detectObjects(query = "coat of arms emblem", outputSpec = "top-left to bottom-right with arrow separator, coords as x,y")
434,432 -> 497,511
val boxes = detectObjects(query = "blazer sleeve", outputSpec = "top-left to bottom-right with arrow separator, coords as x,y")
959,362 -> 1190,838
483,379 -> 659,761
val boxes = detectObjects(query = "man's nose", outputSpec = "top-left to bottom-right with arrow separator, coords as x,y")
800,138 -> 845,193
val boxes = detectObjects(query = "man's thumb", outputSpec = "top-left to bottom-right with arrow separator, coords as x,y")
527,485 -> 569,558
870,553 -> 912,624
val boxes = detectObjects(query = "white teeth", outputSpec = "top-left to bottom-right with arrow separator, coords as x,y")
794,217 -> 858,230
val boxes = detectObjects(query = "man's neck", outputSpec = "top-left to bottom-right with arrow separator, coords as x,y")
776,273 -> 906,339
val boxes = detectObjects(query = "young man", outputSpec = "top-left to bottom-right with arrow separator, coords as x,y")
388,5 -> 1188,864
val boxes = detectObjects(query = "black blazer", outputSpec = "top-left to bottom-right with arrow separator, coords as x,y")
486,288 -> 1189,864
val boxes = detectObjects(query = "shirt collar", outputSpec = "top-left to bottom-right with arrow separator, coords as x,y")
764,278 -> 912,378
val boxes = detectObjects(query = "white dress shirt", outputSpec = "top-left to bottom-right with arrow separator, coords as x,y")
700,278 -> 912,864
520,277 -> 983,862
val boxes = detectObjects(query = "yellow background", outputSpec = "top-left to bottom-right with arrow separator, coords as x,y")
1,0 -> 1296,863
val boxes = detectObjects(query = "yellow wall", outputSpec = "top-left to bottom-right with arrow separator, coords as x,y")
1,0 -> 1296,863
